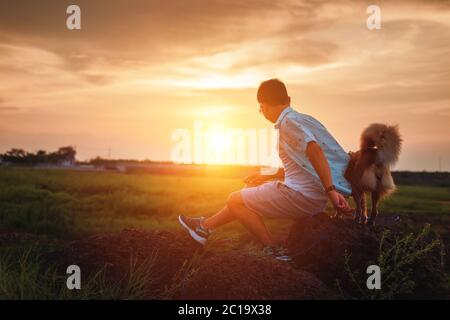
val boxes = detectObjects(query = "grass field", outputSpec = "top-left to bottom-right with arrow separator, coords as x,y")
1,167 -> 449,237
0,167 -> 449,299
0,167 -> 245,237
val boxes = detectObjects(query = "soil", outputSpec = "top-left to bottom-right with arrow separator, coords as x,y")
175,249 -> 335,299
286,213 -> 448,298
53,229 -> 334,299
2,214 -> 447,299
55,230 -> 200,291
286,213 -> 381,285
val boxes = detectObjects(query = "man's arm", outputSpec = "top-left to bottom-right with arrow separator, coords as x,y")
306,141 -> 352,213
274,167 -> 285,179
305,141 -> 333,190
243,168 -> 284,187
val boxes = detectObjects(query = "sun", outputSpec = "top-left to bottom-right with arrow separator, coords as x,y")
211,130 -> 232,152
203,125 -> 234,164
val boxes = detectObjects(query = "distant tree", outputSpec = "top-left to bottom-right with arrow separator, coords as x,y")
35,150 -> 47,163
0,146 -> 76,165
53,146 -> 76,164
1,148 -> 27,163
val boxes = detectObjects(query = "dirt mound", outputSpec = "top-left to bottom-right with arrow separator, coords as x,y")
53,219 -> 446,299
55,229 -> 334,299
58,229 -> 200,289
286,213 -> 448,298
286,213 -> 380,285
175,249 -> 334,299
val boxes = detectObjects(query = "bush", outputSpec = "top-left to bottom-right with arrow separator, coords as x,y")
337,224 -> 447,299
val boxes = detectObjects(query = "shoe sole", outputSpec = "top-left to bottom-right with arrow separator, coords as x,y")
178,215 -> 207,245
275,256 -> 293,262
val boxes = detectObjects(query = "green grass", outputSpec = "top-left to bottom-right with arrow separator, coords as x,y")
0,167 -> 243,237
381,185 -> 450,215
1,167 -> 448,239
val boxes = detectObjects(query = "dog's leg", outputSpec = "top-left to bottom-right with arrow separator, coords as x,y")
332,208 -> 340,219
367,191 -> 380,226
353,191 -> 362,223
360,193 -> 367,224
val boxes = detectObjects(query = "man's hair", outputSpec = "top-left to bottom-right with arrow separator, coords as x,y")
257,79 -> 289,106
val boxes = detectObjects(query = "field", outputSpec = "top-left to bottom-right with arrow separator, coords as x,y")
0,167 -> 449,299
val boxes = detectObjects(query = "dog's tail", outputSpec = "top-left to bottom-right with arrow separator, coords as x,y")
360,123 -> 402,167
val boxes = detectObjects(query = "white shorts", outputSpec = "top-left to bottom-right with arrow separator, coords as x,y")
240,181 -> 327,220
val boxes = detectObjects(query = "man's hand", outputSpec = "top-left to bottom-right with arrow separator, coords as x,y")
243,173 -> 271,187
328,190 -> 353,214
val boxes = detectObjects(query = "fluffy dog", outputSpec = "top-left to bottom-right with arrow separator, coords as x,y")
342,123 -> 402,225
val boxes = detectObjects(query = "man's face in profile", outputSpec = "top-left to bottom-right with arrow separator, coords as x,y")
259,101 -> 288,123
259,102 -> 274,123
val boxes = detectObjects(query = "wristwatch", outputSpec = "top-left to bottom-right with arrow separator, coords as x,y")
325,185 -> 336,193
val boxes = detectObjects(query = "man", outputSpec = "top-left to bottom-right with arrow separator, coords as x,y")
179,79 -> 353,261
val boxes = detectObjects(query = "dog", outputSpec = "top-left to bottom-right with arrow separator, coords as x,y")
341,123 -> 402,225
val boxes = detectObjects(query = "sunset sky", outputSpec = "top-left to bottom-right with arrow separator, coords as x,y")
0,0 -> 449,170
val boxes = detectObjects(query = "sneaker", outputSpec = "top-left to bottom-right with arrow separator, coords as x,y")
178,215 -> 211,245
263,245 -> 293,262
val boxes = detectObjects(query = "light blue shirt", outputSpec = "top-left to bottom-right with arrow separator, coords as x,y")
275,106 -> 352,197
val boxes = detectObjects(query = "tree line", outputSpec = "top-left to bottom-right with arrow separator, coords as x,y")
0,146 -> 76,165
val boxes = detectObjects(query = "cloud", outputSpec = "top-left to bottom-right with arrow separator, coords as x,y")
0,0 -> 331,73
0,106 -> 20,112
0,0 -> 449,169
0,96 -> 20,113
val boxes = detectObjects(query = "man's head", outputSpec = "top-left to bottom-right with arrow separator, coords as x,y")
257,79 -> 291,123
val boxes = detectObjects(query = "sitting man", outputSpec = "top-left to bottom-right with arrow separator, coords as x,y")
179,79 -> 353,261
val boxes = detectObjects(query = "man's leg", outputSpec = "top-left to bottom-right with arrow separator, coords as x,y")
202,205 -> 235,230
203,191 -> 274,246
181,188 -> 275,246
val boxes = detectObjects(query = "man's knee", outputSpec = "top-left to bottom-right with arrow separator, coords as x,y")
227,191 -> 244,209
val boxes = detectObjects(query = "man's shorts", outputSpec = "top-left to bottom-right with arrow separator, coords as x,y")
240,181 -> 327,220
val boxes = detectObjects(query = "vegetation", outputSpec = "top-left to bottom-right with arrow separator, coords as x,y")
0,167 -> 448,299
337,225 -> 446,299
0,244 -> 167,299
0,147 -> 76,166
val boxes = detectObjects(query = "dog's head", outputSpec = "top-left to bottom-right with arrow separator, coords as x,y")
361,123 -> 402,166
